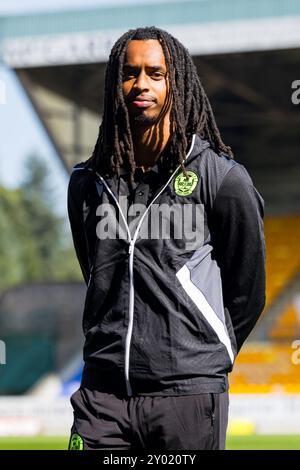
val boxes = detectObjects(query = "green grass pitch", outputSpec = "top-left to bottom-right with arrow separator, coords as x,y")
0,435 -> 299,450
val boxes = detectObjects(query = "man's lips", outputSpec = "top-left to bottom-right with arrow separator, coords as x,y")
131,99 -> 155,108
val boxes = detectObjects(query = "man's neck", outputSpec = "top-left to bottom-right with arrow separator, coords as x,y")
131,120 -> 171,171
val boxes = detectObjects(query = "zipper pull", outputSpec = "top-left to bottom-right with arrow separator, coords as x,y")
128,240 -> 134,254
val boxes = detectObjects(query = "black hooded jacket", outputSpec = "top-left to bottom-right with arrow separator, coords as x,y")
67,133 -> 266,397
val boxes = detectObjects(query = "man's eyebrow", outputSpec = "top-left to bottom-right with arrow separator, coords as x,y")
123,64 -> 166,71
149,65 -> 166,71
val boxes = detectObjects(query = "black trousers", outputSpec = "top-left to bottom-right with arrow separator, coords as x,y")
69,387 -> 229,450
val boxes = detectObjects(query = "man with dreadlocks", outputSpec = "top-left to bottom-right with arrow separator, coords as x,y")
67,26 -> 266,450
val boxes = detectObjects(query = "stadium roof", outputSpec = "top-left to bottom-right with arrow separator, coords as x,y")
1,0 -> 300,67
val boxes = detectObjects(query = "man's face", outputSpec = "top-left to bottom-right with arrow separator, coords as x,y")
122,39 -> 170,126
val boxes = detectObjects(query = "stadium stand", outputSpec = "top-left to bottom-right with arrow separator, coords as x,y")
229,342 -> 300,394
0,282 -> 85,395
0,335 -> 54,394
229,214 -> 300,393
264,215 -> 300,309
270,303 -> 300,340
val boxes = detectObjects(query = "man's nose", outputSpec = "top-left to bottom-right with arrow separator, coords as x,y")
134,70 -> 149,90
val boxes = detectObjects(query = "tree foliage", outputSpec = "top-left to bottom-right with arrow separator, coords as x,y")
0,153 -> 82,291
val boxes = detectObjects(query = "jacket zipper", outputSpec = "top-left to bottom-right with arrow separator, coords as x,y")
95,134 -> 196,397
87,265 -> 93,288
94,174 -> 133,396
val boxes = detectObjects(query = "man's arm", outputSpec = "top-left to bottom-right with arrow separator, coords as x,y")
210,163 -> 266,354
67,170 -> 91,286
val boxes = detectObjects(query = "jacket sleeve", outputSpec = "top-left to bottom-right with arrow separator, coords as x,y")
67,171 -> 91,286
210,163 -> 266,354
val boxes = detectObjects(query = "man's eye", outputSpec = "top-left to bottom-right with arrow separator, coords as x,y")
152,72 -> 163,78
123,70 -> 135,78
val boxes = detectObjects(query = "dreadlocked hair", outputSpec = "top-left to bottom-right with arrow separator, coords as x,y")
87,26 -> 234,184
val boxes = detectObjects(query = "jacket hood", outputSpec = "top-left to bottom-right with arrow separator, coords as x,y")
185,133 -> 211,165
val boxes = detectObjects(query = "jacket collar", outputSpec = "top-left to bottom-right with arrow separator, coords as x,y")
73,133 -> 211,184
117,133 -> 211,177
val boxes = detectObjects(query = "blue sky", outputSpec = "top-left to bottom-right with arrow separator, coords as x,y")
0,63 -> 69,217
0,0 -> 178,14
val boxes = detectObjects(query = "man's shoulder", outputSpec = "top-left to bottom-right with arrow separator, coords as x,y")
67,160 -> 98,205
191,134 -> 238,192
69,160 -> 94,184
71,159 -> 93,175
